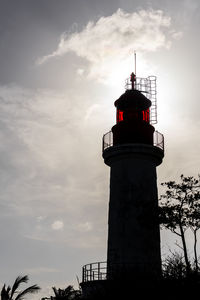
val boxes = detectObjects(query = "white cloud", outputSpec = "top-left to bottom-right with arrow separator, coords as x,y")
77,68 -> 85,75
37,8 -> 181,83
170,30 -> 183,40
77,222 -> 93,232
84,104 -> 101,121
51,220 -> 64,230
0,83 -> 108,249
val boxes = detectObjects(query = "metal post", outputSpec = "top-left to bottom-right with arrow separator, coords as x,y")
98,262 -> 100,280
134,51 -> 137,76
82,266 -> 84,282
90,264 -> 92,281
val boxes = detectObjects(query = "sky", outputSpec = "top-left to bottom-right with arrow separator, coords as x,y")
0,0 -> 200,298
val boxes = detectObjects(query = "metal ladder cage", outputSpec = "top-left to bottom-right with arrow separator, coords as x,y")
125,76 -> 157,125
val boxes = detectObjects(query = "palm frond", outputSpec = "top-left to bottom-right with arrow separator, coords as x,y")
10,276 -> 29,300
1,284 -> 11,300
52,287 -> 58,297
6,286 -> 11,296
15,284 -> 40,300
64,285 -> 74,295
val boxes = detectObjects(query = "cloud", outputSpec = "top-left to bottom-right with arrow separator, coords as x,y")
51,220 -> 64,230
170,30 -> 183,40
76,222 -> 93,232
37,8 -> 181,83
0,82 -> 109,251
77,68 -> 85,76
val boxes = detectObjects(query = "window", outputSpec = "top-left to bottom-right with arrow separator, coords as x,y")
142,108 -> 149,122
117,109 -> 123,123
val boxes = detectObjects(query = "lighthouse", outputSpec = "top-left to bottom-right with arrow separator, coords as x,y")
81,72 -> 164,298
103,72 -> 164,281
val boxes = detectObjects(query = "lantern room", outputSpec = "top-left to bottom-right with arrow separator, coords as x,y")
115,89 -> 151,124
112,74 -> 156,146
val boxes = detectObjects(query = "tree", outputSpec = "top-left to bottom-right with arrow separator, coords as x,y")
187,199 -> 200,271
159,175 -> 200,274
1,275 -> 40,300
162,251 -> 187,280
46,286 -> 81,300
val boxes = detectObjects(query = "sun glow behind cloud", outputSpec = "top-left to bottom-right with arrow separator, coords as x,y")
37,9 -> 182,87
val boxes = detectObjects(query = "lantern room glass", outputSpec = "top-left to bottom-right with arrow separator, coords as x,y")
116,108 -> 149,123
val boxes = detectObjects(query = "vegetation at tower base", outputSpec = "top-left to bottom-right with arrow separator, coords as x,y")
159,174 -> 200,274
42,285 -> 81,300
1,272 -> 199,300
162,251 -> 200,280
1,275 -> 40,300
80,275 -> 200,300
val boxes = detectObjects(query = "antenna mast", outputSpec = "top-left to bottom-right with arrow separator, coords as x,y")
134,51 -> 137,76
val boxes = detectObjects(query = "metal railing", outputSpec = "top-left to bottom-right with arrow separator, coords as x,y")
82,262 -> 107,282
153,130 -> 164,151
82,261 -> 161,282
102,131 -> 113,152
102,130 -> 164,152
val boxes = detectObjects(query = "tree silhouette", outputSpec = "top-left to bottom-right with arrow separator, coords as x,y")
187,199 -> 200,270
162,252 -> 187,280
47,286 -> 81,300
159,175 -> 200,274
1,275 -> 40,300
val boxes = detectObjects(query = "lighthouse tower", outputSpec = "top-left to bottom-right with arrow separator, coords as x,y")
103,73 -> 164,281
81,71 -> 164,298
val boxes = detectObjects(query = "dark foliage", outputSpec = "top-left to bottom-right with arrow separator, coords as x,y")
159,174 -> 200,273
42,285 -> 81,300
1,275 -> 40,300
